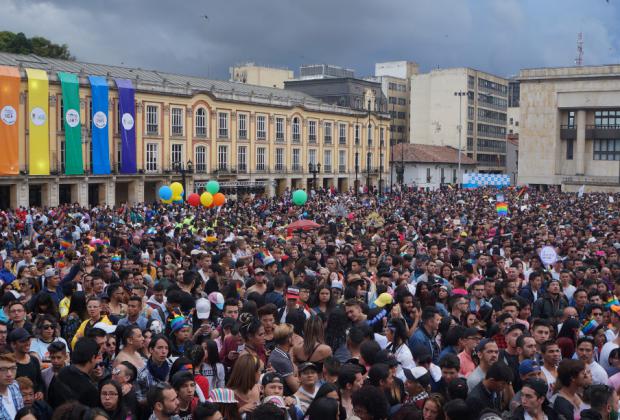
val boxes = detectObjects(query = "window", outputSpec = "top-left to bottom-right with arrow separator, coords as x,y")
477,123 -> 506,139
355,124 -> 360,145
59,98 -> 64,133
568,111 -> 575,127
171,144 -> 183,168
594,110 -> 620,127
509,117 -> 513,125
256,147 -> 266,171
309,120 -> 317,143
338,123 -> 347,145
116,141 -> 121,171
367,124 -> 373,145
467,106 -> 474,120
238,113 -> 247,139
366,153 -> 372,170
292,148 -> 300,171
217,145 -> 228,169
171,107 -> 184,136
146,143 -> 158,172
339,150 -> 346,173
292,117 -> 300,142
146,105 -> 158,135
60,140 -> 65,172
218,112 -> 228,138
309,149 -> 317,166
195,146 -> 207,173
324,150 -> 332,172
397,98 -> 406,105
453,169 -> 457,183
566,139 -> 574,160
380,127 -> 384,146
276,117 -> 285,141
195,108 -> 207,137
275,148 -> 285,170
594,139 -> 620,160
256,115 -> 266,140
426,167 -> 431,180
237,146 -> 247,172
324,122 -> 332,144
441,168 -> 445,183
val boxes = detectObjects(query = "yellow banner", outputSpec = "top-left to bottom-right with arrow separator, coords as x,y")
26,68 -> 50,175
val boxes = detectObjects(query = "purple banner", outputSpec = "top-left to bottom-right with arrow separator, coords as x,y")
114,78 -> 137,174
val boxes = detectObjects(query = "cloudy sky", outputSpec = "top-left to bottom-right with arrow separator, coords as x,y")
2,0 -> 620,80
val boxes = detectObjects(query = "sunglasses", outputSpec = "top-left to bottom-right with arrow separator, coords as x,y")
41,324 -> 56,330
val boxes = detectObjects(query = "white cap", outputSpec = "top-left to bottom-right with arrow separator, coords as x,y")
93,322 -> 116,335
196,298 -> 211,320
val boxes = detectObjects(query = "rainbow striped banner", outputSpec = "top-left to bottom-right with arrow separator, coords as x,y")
496,202 -> 508,216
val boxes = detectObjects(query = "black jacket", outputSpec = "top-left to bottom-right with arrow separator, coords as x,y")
532,293 -> 568,321
48,364 -> 99,409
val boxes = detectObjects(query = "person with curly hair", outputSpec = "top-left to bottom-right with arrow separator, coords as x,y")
351,385 -> 390,420
238,313 -> 267,365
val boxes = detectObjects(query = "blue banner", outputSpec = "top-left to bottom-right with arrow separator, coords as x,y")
114,78 -> 137,174
89,76 -> 111,175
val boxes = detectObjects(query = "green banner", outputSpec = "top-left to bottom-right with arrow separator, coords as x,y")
58,72 -> 83,175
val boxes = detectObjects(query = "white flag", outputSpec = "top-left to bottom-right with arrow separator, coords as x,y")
610,196 -> 615,203
578,185 -> 585,198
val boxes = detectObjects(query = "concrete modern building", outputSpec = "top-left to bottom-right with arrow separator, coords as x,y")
229,63 -> 294,89
369,61 -> 419,145
506,135 -> 519,185
410,68 -> 509,172
0,52 -> 389,208
390,143 -> 476,190
518,65 -> 620,192
507,80 -> 520,136
299,64 -> 355,80
284,76 -> 388,112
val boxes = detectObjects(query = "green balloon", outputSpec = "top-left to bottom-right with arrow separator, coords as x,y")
206,180 -> 220,195
292,189 -> 308,206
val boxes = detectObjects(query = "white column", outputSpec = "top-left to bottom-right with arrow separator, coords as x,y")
576,110 -> 586,175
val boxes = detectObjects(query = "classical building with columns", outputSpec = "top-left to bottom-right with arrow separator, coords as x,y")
0,52 -> 389,208
518,65 -> 620,192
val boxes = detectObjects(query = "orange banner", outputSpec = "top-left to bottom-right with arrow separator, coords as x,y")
0,66 -> 20,175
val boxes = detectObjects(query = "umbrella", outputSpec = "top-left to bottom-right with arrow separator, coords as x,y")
287,220 -> 321,233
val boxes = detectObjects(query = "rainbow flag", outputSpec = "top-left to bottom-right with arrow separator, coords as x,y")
496,202 -> 508,216
605,297 -> 620,309
581,319 -> 599,334
59,240 -> 72,250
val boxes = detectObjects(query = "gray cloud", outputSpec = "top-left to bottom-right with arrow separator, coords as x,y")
2,0 -> 619,80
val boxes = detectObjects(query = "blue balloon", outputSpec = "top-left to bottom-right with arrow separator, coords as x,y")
173,199 -> 183,204
159,186 -> 172,201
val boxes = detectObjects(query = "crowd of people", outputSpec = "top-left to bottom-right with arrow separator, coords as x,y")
0,185 -> 618,420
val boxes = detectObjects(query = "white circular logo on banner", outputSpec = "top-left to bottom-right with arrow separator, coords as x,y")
121,113 -> 134,131
539,246 -> 558,266
65,109 -> 80,128
31,107 -> 46,126
93,111 -> 107,129
0,106 -> 16,126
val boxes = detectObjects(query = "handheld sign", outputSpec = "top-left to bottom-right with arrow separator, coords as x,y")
539,246 -> 558,266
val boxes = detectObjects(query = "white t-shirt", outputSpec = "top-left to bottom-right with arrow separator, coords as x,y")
599,341 -> 619,372
541,366 -> 556,400
0,389 -> 16,419
590,361 -> 609,385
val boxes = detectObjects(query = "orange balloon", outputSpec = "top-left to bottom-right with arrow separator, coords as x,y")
213,192 -> 226,206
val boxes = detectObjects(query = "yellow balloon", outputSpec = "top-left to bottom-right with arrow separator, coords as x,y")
171,195 -> 182,202
161,198 -> 172,204
200,192 -> 213,207
170,182 -> 184,196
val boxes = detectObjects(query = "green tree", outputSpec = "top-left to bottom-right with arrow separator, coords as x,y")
0,31 -> 74,60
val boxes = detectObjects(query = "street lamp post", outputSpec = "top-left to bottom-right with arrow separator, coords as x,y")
454,91 -> 466,187
309,162 -> 321,191
390,104 -> 395,194
175,160 -> 194,199
367,99 -> 372,195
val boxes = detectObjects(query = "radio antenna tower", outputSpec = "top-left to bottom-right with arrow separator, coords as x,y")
575,32 -> 584,66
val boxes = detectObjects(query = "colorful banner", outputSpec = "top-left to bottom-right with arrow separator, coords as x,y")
0,66 -> 20,175
114,78 -> 136,174
58,72 -> 83,175
26,68 -> 50,175
88,76 -> 111,175
463,173 -> 511,188
496,202 -> 508,216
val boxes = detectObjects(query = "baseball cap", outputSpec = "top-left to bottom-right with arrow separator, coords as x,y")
374,292 -> 393,308
519,359 -> 542,376
505,323 -> 526,335
331,280 -> 343,290
255,268 -> 265,275
475,338 -> 494,353
44,268 -> 59,278
208,388 -> 238,403
299,362 -> 319,373
261,372 -> 284,386
263,395 -> 287,409
462,327 -> 482,339
93,322 -> 117,335
403,366 -> 431,387
7,328 -> 31,343
286,287 -> 300,300
208,292 -> 225,310
196,298 -> 211,320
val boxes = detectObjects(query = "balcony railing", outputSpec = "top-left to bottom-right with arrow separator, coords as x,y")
586,125 -> 620,140
194,165 -> 208,174
560,125 -> 577,140
323,165 -> 332,173
274,165 -> 287,173
292,134 -> 301,143
237,164 -> 247,173
309,135 -> 317,144
255,166 -> 267,173
275,134 -> 285,143
339,165 -> 346,173
563,175 -> 620,185
292,164 -> 302,172
324,136 -> 332,145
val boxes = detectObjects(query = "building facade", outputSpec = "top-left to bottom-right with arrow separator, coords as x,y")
390,144 -> 476,190
410,68 -> 508,172
0,53 -> 389,209
518,65 -> 620,192
370,61 -> 419,145
229,63 -> 294,89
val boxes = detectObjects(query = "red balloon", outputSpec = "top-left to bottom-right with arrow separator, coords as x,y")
213,193 -> 226,206
187,193 -> 201,207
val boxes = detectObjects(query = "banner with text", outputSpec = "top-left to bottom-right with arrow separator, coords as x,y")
114,78 -> 136,174
88,76 -> 111,175
0,66 -> 20,175
26,68 -> 50,175
58,72 -> 83,175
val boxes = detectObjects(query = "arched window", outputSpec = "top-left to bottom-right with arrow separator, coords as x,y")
292,117 -> 300,142
195,108 -> 207,137
195,145 -> 207,173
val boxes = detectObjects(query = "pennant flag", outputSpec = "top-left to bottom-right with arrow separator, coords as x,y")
26,68 -> 50,175
0,66 -> 20,175
496,202 -> 508,216
516,186 -> 528,199
58,72 -> 83,175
